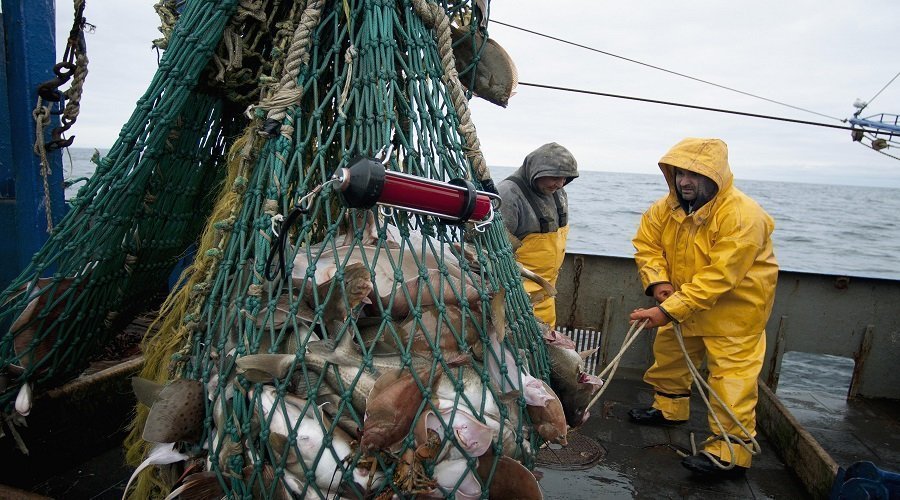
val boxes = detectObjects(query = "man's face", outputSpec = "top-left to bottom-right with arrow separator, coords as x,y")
534,176 -> 566,195
674,168 -> 702,201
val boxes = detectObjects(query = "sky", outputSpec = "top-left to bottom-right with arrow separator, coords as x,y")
55,0 -> 900,187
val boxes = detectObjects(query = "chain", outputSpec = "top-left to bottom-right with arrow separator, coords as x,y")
566,254 -> 583,328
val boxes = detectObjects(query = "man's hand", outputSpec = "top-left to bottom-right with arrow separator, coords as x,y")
651,283 -> 675,304
629,307 -> 672,329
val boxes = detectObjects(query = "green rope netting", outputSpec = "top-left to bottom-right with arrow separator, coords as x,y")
0,0 -> 244,410
3,0 -> 552,498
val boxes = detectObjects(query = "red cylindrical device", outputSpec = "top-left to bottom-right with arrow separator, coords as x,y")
336,156 -> 499,224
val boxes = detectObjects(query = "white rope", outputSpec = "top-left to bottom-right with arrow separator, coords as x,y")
672,323 -> 761,469
581,319 -> 762,470
582,319 -> 648,414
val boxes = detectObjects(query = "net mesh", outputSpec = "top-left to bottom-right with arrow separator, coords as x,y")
2,0 -> 551,497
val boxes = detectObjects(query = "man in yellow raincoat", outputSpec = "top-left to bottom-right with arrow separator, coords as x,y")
628,138 -> 778,476
498,143 -> 579,327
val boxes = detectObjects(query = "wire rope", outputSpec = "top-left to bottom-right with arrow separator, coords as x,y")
491,19 -> 844,122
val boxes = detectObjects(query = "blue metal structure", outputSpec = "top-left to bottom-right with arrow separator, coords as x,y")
0,0 -> 66,289
849,113 -> 900,135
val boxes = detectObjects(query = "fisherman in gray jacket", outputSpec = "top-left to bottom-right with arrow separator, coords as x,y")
498,142 -> 579,327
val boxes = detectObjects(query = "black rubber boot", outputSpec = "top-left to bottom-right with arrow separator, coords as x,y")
681,454 -> 748,478
627,407 -> 687,425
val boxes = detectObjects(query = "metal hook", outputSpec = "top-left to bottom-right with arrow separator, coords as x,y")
473,202 -> 495,232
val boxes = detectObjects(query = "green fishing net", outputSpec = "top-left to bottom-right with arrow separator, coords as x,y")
2,0 -> 552,497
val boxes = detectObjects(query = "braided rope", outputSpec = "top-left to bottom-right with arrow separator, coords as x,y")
31,99 -> 54,231
255,0 -> 326,122
410,0 -> 489,183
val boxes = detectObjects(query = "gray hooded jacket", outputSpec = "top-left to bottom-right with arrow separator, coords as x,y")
498,142 -> 579,241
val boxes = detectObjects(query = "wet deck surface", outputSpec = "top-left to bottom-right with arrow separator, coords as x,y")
539,371 -> 810,499
7,356 -> 900,499
776,352 -> 900,474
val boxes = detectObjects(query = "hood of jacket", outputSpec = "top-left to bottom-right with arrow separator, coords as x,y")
658,138 -> 733,219
513,142 -> 579,191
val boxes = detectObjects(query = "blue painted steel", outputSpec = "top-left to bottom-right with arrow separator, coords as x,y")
0,14 -> 14,198
0,0 -> 66,288
850,114 -> 900,134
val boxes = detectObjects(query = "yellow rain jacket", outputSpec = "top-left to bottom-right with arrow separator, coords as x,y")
632,138 -> 778,467
633,138 -> 778,336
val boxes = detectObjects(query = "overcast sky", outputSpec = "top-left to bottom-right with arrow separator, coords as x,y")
57,1 -> 900,187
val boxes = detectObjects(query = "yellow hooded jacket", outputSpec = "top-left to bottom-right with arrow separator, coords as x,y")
633,138 -> 778,336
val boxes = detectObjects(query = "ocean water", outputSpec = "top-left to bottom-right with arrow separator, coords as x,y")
490,165 -> 900,281
60,149 -> 900,281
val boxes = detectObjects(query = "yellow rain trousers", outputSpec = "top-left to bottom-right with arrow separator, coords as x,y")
515,225 -> 569,326
644,329 -> 766,467
632,138 -> 778,468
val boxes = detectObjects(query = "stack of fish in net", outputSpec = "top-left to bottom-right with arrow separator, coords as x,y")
1,0 -> 604,498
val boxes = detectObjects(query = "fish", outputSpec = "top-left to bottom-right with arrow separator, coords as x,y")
122,443 -> 190,500
7,277 -> 82,373
477,453 -> 543,500
235,353 -> 298,383
517,262 -> 557,301
451,25 -> 518,107
360,364 -> 438,452
545,338 -> 604,428
357,305 -> 482,356
305,324 -> 433,375
490,288 -> 507,342
291,244 -> 482,319
340,209 -> 382,247
526,380 -> 568,446
425,458 -> 482,499
303,348 -> 379,417
434,362 -> 501,419
484,337 -> 554,407
14,383 -> 33,417
234,352 -> 361,435
171,464 -> 287,500
254,386 -> 376,493
414,406 -> 495,461
134,377 -> 206,444
542,328 -> 576,349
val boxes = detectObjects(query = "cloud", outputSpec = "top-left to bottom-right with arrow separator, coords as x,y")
56,0 -> 900,187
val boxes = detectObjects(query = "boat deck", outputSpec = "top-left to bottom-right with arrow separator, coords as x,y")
539,370 -> 810,499
4,357 -> 900,499
775,352 -> 900,475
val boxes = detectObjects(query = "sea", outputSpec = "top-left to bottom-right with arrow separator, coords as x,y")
61,148 -> 900,281
61,149 -> 886,400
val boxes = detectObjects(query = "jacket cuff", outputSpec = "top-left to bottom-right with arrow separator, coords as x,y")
660,294 -> 691,323
657,305 -> 677,323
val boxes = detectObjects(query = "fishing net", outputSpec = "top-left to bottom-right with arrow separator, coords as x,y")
2,0 -> 559,497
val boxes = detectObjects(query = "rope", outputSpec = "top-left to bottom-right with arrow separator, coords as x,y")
31,99 -> 54,231
518,81 -> 899,137
411,0 -> 490,183
255,0 -> 326,122
862,69 -> 900,112
582,320 -> 761,470
337,45 -> 358,118
491,19 -> 845,122
671,323 -> 761,469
